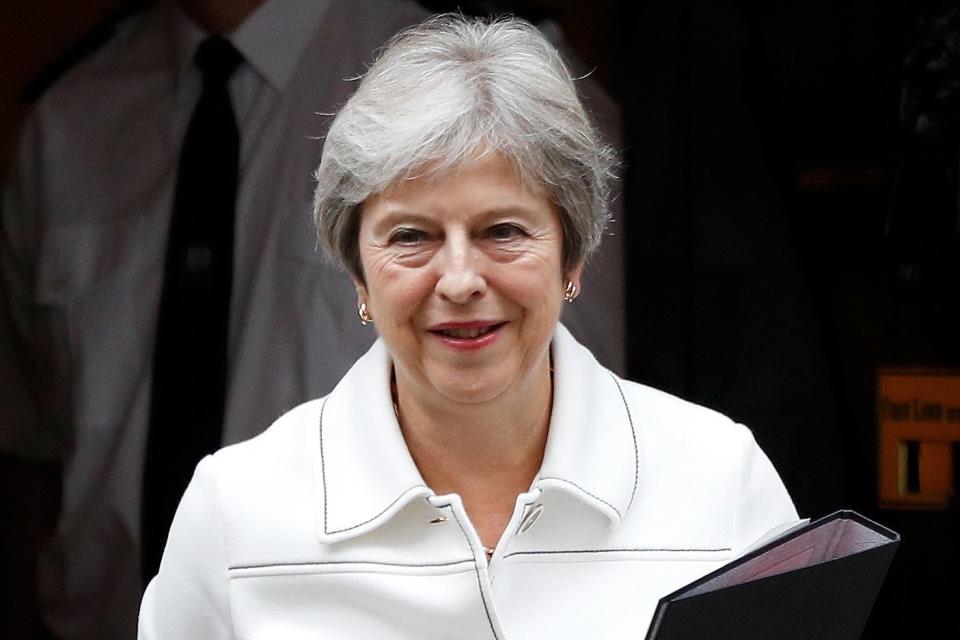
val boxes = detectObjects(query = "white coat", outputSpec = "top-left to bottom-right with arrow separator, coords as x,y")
139,325 -> 797,639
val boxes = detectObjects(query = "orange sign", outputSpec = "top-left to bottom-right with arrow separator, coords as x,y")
878,368 -> 960,509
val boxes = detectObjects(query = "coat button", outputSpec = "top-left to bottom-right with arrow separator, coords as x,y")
517,503 -> 544,534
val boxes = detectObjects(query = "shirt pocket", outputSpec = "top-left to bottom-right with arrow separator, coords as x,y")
34,215 -> 155,307
33,215 -> 163,432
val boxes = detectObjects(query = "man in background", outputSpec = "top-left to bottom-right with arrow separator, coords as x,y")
0,1 -> 429,637
0,1 -> 625,638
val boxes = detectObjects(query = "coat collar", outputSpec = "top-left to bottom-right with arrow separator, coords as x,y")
536,324 -> 639,527
315,324 -> 640,544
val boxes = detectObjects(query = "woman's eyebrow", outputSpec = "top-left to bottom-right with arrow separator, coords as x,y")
369,210 -> 434,234
368,204 -> 546,237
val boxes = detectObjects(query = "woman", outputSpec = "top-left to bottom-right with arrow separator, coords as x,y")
139,15 -> 797,639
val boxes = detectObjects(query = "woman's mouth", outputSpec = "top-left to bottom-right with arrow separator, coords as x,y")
437,326 -> 496,339
429,322 -> 507,349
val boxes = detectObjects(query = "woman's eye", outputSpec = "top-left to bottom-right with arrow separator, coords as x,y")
487,223 -> 525,241
389,228 -> 426,245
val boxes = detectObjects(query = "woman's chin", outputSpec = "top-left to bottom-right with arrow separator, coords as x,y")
424,370 -> 514,407
417,350 -> 549,409
434,381 -> 506,406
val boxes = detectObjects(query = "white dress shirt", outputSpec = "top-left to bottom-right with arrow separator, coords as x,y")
139,324 -> 797,639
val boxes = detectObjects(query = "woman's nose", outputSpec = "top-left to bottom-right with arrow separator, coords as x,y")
434,238 -> 486,304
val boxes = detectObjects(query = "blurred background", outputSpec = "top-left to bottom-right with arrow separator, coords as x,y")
1,0 -> 958,637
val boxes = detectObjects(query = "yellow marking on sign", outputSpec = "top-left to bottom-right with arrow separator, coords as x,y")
878,368 -> 960,510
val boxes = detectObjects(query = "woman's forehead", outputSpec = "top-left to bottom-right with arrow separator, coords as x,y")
363,154 -> 552,220
381,151 -> 546,200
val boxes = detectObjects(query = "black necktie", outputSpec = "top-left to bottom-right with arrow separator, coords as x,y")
142,37 -> 243,584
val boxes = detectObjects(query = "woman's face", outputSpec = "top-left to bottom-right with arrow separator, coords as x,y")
356,154 -> 582,407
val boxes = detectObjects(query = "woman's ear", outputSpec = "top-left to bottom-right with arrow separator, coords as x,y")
354,280 -> 375,326
353,280 -> 368,309
565,261 -> 585,293
562,261 -> 585,303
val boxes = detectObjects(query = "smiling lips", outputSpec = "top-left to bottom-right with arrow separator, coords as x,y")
429,322 -> 507,350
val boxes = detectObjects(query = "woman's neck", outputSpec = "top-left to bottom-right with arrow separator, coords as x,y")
394,361 -> 553,548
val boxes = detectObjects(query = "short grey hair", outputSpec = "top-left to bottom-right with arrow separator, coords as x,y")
313,13 -> 618,282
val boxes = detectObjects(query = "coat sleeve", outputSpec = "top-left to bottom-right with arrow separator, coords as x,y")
730,425 -> 800,550
139,456 -> 234,639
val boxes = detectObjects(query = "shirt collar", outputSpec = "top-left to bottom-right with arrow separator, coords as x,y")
169,0 -> 331,90
315,324 -> 640,544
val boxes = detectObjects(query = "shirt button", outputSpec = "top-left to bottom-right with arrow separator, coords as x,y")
517,503 -> 544,534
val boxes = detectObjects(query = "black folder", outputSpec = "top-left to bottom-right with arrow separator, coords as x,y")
645,510 -> 899,640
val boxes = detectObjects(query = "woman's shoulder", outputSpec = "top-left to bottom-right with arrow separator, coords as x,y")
160,398 -> 333,582
209,397 -> 327,477
615,376 -> 732,423
555,324 -> 756,451
612,375 -> 756,451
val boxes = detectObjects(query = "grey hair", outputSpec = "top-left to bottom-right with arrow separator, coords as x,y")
313,13 -> 618,282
